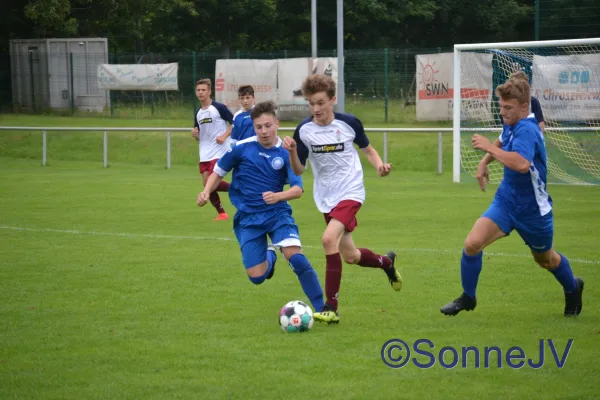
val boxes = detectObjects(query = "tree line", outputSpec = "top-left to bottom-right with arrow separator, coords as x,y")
2,0 -> 597,54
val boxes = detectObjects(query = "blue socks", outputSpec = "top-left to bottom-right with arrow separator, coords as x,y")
248,250 -> 276,285
266,250 -> 276,274
289,253 -> 325,312
461,249 -> 483,298
550,253 -> 577,293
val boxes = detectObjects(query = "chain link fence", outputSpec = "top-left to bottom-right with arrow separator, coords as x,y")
1,47 -> 450,124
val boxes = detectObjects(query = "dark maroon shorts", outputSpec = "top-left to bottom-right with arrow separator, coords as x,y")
323,200 -> 362,233
199,159 -> 219,174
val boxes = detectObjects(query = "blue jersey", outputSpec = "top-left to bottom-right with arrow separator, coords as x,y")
231,109 -> 256,143
214,137 -> 302,214
495,115 -> 552,216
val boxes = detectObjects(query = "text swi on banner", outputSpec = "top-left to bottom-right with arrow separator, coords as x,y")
415,53 -> 493,121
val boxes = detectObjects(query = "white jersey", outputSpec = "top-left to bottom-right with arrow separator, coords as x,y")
194,101 -> 233,162
294,113 -> 370,213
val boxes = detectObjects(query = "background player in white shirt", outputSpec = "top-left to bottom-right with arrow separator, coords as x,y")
192,78 -> 234,221
283,74 -> 403,324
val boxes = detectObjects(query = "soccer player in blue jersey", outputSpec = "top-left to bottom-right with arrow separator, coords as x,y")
230,85 -> 257,145
440,75 -> 584,317
196,100 -> 325,313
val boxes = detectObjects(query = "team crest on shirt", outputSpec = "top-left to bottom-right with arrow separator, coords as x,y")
271,157 -> 284,170
336,129 -> 342,142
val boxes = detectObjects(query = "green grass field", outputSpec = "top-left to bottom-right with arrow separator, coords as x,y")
1,114 -> 599,399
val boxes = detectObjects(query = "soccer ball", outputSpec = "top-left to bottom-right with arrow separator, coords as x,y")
279,300 -> 314,333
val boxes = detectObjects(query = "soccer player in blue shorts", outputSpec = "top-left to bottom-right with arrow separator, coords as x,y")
196,100 -> 325,313
440,75 -> 584,317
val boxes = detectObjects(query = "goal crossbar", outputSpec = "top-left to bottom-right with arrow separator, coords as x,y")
452,37 -> 600,184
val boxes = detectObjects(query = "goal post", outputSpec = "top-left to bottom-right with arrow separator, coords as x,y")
452,37 -> 600,185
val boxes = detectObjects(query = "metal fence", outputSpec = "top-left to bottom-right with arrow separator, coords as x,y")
0,47 -> 450,124
0,126 -> 450,174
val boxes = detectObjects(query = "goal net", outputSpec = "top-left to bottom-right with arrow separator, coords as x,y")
452,38 -> 600,185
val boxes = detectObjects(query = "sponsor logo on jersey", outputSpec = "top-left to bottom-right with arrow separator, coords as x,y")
199,118 -> 213,125
314,129 -> 336,136
311,143 -> 344,153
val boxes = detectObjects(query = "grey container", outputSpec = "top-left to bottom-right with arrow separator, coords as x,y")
9,38 -> 110,112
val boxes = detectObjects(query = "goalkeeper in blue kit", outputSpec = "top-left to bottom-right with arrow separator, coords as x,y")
197,101 -> 325,313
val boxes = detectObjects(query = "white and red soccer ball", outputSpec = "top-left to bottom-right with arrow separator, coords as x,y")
279,300 -> 314,333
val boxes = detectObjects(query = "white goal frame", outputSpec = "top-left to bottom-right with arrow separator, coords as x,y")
452,37 -> 600,183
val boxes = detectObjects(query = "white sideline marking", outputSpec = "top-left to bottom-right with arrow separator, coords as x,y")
1,225 -> 599,265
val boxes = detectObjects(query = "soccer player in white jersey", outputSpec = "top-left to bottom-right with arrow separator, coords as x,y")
440,75 -> 584,317
192,78 -> 234,221
231,85 -> 257,145
197,101 -> 325,313
283,74 -> 403,324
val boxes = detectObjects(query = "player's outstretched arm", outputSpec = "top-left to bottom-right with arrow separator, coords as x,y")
282,136 -> 305,176
361,145 -> 391,177
262,185 -> 303,205
197,172 -> 222,206
472,135 -> 530,173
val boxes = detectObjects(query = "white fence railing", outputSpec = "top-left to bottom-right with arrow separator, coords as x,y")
2,126 -> 596,177
0,126 -> 454,174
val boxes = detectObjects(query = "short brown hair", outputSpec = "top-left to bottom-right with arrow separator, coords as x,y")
302,74 -> 336,99
238,85 -> 254,97
196,78 -> 211,90
509,70 -> 529,83
250,100 -> 277,120
496,77 -> 530,105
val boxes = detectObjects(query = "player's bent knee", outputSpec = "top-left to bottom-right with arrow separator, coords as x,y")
248,274 -> 266,285
532,249 -> 559,270
321,234 -> 336,249
246,262 -> 268,284
534,258 -> 554,270
464,238 -> 484,255
341,249 -> 360,264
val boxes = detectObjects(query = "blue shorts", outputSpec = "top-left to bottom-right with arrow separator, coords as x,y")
233,210 -> 302,268
482,198 -> 554,253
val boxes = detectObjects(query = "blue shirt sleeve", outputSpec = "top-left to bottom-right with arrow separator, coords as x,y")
511,125 -> 536,163
531,96 -> 545,123
231,114 -> 240,140
285,153 -> 303,189
213,101 -> 234,124
293,122 -> 310,166
215,144 -> 243,175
